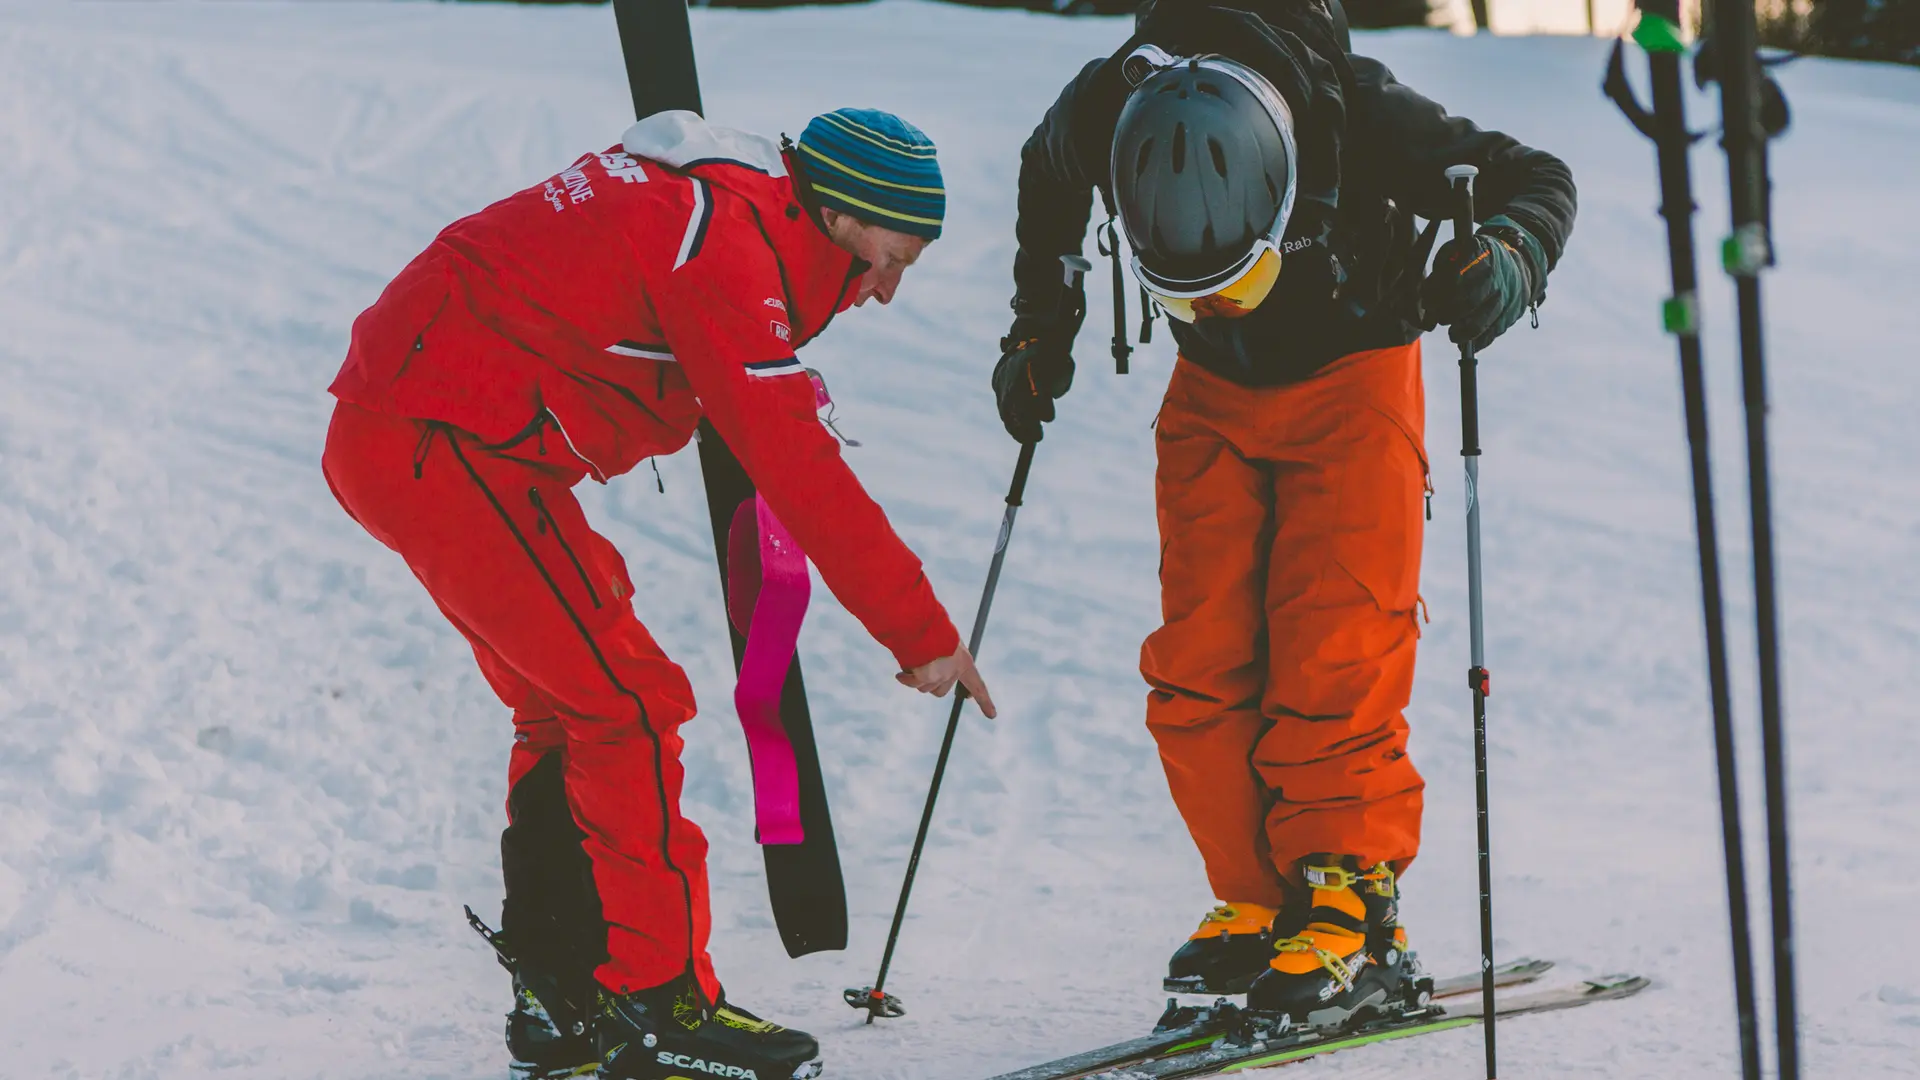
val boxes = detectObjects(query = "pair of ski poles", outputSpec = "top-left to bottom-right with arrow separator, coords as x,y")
850,180 -> 1506,1080
1607,5 -> 1799,1077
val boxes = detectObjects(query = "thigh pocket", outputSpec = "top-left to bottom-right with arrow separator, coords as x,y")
1330,408 -> 1428,616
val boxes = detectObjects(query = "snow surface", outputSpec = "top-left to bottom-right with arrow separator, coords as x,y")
2,1 -> 1917,1077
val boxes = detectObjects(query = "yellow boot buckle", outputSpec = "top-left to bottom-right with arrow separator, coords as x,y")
1302,864 -> 1359,891
1273,936 -> 1360,993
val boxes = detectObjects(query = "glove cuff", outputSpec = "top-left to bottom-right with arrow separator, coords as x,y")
1482,215 -> 1548,305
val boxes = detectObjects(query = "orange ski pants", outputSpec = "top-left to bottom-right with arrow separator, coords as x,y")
1142,343 -> 1429,908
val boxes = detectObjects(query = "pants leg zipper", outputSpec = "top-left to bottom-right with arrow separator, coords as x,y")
527,488 -> 603,610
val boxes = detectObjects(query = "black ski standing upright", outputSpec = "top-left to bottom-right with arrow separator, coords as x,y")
609,0 -> 848,959
1441,163 -> 1498,1080
1698,1 -> 1799,1075
1604,7 -> 1762,1079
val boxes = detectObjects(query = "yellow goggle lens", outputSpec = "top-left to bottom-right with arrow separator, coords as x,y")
1150,247 -> 1283,323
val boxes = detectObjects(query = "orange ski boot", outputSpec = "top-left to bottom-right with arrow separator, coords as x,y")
1245,857 -> 1424,1030
1165,902 -> 1287,995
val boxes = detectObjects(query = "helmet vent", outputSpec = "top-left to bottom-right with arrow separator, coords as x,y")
1109,56 -> 1297,288
1135,138 -> 1155,179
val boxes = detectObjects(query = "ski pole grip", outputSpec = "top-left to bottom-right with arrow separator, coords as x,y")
987,254 -> 1081,510
1060,253 -> 1091,326
1006,440 -> 1037,509
1445,164 -> 1479,245
1061,253 -> 1092,291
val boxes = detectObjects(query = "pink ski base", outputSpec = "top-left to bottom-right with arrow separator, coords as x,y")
725,496 -> 810,846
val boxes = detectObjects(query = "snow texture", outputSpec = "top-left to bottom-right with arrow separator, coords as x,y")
0,1 -> 1916,1077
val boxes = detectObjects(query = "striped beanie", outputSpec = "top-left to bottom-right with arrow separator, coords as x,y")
795,108 -> 945,240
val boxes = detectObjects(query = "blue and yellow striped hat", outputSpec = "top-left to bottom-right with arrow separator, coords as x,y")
795,108 -> 944,240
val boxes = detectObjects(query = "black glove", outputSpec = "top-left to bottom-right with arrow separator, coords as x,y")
992,280 -> 1085,444
1419,215 -> 1548,353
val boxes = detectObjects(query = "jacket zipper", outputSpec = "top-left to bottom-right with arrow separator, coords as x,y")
799,264 -> 859,349
742,195 -> 857,352
412,423 -> 443,479
479,413 -> 552,455
527,488 -> 603,609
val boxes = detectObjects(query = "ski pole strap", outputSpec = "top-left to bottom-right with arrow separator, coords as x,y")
1097,217 -> 1131,374
725,495 -> 811,845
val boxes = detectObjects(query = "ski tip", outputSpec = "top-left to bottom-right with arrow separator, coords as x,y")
1501,957 -> 1554,976
1583,974 -> 1653,995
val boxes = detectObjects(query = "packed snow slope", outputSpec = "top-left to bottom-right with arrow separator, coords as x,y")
2,2 -> 1917,1077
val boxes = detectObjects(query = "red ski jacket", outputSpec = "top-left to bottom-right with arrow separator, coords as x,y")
330,113 -> 960,670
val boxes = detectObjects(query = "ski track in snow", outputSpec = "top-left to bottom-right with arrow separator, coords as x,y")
0,2 -> 1916,1076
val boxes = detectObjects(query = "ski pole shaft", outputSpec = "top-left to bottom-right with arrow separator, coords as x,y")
1711,5 -> 1798,1075
1613,9 -> 1766,1076
852,255 -> 1090,1023
861,440 -> 1033,1023
1444,162 -> 1498,1080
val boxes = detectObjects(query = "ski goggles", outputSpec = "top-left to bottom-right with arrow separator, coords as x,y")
1134,237 -> 1284,324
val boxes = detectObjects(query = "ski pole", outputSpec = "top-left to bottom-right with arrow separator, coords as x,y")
1604,10 -> 1762,1078
846,254 -> 1093,1024
1708,3 -> 1799,1074
1443,163 -> 1499,1080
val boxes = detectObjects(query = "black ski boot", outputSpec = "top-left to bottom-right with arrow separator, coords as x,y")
1164,902 -> 1287,994
597,975 -> 821,1080
508,969 -> 603,1079
1245,857 -> 1430,1031
467,907 -> 604,1078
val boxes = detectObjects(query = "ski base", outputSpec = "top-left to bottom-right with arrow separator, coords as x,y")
985,958 -> 1555,1080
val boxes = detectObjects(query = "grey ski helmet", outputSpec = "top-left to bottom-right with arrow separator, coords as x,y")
1110,51 -> 1299,299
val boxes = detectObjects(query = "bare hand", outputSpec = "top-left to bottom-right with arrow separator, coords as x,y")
896,644 -> 997,719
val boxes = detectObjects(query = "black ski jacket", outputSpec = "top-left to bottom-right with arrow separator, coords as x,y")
1012,0 -> 1578,387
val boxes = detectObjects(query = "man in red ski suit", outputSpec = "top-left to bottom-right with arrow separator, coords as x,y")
322,108 -> 988,1080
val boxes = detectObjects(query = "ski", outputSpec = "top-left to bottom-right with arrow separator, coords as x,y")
692,421 -> 848,957
989,972 -> 1646,1080
1150,974 -> 1648,1079
986,958 -> 1554,1080
608,0 -> 847,959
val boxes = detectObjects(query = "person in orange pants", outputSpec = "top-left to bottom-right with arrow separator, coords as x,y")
1143,342 -> 1429,910
991,1 -> 1575,1023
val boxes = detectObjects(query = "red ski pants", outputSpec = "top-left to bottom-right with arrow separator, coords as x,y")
322,402 -> 719,1001
1142,344 -> 1429,909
